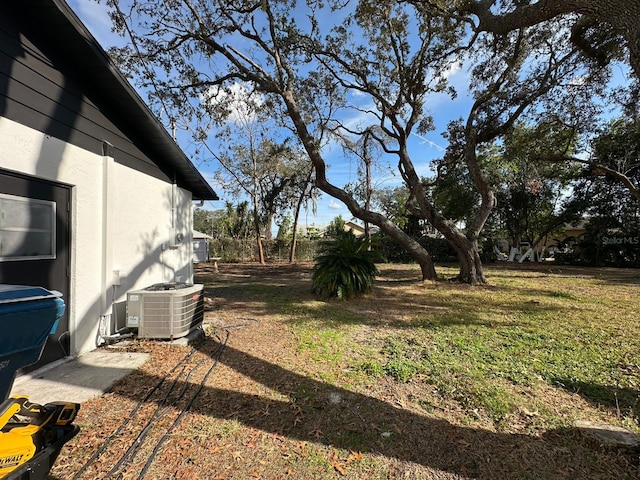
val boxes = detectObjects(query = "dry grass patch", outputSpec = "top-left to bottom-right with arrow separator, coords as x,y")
51,262 -> 639,479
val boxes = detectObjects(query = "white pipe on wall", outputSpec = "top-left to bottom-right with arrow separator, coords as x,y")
99,142 -> 115,341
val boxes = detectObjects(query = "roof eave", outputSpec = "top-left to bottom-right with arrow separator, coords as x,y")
52,0 -> 218,201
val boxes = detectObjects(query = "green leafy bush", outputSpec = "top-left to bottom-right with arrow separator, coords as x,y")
311,232 -> 380,300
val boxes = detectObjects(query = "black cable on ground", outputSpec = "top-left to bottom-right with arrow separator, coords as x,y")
72,334 -> 206,480
102,364 -> 193,479
102,337 -> 221,479
72,321 -> 256,479
136,328 -> 230,479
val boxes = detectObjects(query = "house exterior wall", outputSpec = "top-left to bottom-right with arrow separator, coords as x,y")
0,3 -> 210,362
0,7 -> 174,186
0,117 -> 194,356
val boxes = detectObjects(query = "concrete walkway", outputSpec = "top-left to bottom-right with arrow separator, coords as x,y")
10,350 -> 149,405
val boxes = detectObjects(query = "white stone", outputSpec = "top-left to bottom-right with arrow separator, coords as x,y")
574,420 -> 640,451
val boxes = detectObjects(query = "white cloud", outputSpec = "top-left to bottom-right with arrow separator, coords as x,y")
328,200 -> 343,210
567,75 -> 587,86
441,60 -> 463,80
202,82 -> 265,124
350,89 -> 367,98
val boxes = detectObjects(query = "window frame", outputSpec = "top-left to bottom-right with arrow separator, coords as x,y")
0,193 -> 57,262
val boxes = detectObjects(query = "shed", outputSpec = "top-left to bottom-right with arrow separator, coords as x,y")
193,230 -> 213,263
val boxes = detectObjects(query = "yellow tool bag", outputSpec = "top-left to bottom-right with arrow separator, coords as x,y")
0,396 -> 79,479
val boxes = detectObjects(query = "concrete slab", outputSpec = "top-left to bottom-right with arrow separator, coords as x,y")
167,325 -> 205,346
574,420 -> 640,452
10,350 -> 149,405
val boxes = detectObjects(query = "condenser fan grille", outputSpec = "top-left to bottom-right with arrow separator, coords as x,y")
126,284 -> 204,339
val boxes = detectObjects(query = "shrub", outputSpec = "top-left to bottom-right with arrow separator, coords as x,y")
210,237 -> 320,262
373,233 -> 456,263
356,360 -> 384,377
311,232 -> 380,300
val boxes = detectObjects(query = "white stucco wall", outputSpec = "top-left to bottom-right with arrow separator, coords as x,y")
0,117 -> 195,356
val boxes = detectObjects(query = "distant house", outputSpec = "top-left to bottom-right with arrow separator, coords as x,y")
0,0 -> 218,368
540,221 -> 589,252
344,221 -> 366,237
344,221 -> 378,237
562,222 -> 588,242
296,225 -> 325,239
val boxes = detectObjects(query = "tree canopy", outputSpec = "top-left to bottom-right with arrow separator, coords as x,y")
106,0 -> 634,283
457,0 -> 639,79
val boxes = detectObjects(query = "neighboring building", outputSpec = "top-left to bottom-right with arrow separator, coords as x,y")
344,221 -> 366,237
296,225 -> 326,239
539,221 -> 589,252
193,230 -> 212,263
562,222 -> 588,242
344,221 -> 379,237
0,0 -> 218,367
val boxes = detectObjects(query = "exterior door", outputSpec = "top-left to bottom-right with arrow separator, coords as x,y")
0,169 -> 71,368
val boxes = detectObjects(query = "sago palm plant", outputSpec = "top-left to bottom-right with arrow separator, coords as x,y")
311,232 -> 380,300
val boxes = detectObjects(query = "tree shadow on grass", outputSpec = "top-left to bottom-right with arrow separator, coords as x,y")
551,378 -> 639,423
208,272 -> 572,332
174,341 -> 636,479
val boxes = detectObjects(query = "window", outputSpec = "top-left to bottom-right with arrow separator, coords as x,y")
0,193 -> 56,261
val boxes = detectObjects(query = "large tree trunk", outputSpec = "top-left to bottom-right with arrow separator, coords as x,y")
448,236 -> 486,285
283,92 -> 438,280
264,213 -> 274,241
255,233 -> 265,264
289,170 -> 314,264
334,194 -> 437,280
251,198 -> 266,264
288,226 -> 298,264
377,220 -> 437,280
416,207 -> 487,284
395,133 -> 492,284
288,188 -> 304,263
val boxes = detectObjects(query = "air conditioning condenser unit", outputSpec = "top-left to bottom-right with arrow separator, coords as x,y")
126,283 -> 204,339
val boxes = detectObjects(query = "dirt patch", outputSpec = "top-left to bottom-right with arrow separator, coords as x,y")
49,262 -> 639,479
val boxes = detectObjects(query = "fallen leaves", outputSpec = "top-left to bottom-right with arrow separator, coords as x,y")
332,461 -> 348,476
308,425 -> 324,439
294,441 -> 309,457
328,450 -> 364,476
48,263 -> 639,480
348,450 -> 364,462
208,445 -> 225,454
243,431 -> 262,448
231,450 -> 243,462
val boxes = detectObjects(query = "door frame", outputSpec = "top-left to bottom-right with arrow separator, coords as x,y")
0,168 -> 72,368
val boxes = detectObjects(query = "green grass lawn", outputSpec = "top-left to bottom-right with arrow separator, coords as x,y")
280,263 -> 640,434
183,261 -> 640,478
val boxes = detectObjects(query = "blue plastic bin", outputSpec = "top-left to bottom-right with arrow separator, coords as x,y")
0,285 -> 65,402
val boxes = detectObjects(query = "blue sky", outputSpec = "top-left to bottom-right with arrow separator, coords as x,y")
68,0 -> 474,228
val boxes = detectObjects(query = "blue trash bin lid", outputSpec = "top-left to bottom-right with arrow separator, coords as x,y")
0,285 -> 62,304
